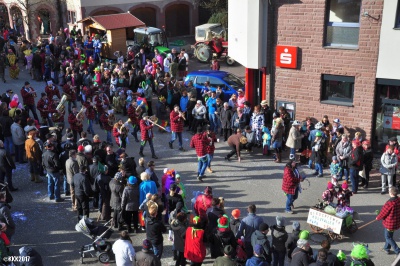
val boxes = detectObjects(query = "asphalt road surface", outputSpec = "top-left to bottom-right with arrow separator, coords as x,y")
2,57 -> 396,266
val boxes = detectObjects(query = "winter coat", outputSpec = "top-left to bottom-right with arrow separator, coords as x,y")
65,158 -> 79,184
349,146 -> 363,170
245,256 -> 270,266
282,166 -> 301,195
271,225 -> 288,252
184,227 -> 206,263
376,196 -> 400,231
290,247 -> 310,266
194,194 -> 213,218
133,250 -> 161,266
335,141 -> 352,165
209,228 -> 237,258
109,179 -> 124,210
380,152 -> 398,176
207,206 -> 225,234
286,126 -> 303,149
0,202 -> 15,239
146,216 -> 166,245
311,139 -> 326,164
219,107 -> 233,129
121,185 -> 140,212
170,219 -> 188,252
285,229 -> 300,259
363,148 -> 373,172
139,180 -> 157,204
213,256 -> 237,266
11,122 -> 25,146
251,230 -> 272,263
192,104 -> 207,120
236,213 -> 264,243
231,112 -> 250,130
112,239 -> 135,266
230,218 -> 241,236
271,124 -> 284,143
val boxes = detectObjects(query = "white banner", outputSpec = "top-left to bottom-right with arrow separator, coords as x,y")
307,208 -> 343,234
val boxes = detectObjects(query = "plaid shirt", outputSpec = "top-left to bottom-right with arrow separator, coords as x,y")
376,196 -> 400,231
170,111 -> 184,133
281,167 -> 300,195
83,102 -> 96,120
21,86 -> 35,106
63,84 -> 77,101
68,113 -> 83,132
190,133 -> 208,157
45,85 -> 61,100
127,105 -> 139,125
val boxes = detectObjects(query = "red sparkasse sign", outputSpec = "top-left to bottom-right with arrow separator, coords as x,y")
276,45 -> 298,69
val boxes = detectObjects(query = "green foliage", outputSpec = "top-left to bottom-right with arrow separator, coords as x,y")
196,0 -> 227,12
208,11 -> 228,28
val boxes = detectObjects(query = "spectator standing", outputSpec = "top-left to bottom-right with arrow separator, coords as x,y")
134,239 -> 161,266
112,231 -> 135,266
271,216 -> 288,266
72,165 -> 91,220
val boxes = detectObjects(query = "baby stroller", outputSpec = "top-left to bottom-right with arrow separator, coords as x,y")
75,217 -> 113,264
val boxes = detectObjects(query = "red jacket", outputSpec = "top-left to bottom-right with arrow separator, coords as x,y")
376,196 -> 400,231
37,98 -> 50,118
112,125 -> 121,146
281,167 -> 300,195
140,119 -> 154,141
184,227 -> 206,263
194,194 -> 212,218
83,102 -> 96,120
100,113 -> 113,131
63,84 -> 77,101
21,86 -> 36,106
68,113 -> 83,132
170,111 -> 184,133
205,132 -> 217,155
127,105 -> 139,125
190,133 -> 208,157
45,85 -> 61,100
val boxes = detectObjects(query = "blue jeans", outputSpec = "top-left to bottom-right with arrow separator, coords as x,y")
152,243 -> 163,259
197,155 -> 208,177
47,172 -> 61,200
339,162 -> 349,181
384,228 -> 400,254
207,153 -> 213,168
63,175 -> 70,194
208,113 -> 218,132
272,250 -> 285,266
106,130 -> 112,144
4,136 -> 13,155
87,119 -> 95,135
350,168 -> 359,192
170,131 -> 183,148
286,188 -> 298,212
315,163 -> 323,175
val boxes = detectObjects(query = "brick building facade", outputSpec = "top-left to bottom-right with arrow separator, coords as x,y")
266,0 -> 383,140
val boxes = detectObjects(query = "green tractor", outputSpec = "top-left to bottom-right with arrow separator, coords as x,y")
129,27 -> 170,56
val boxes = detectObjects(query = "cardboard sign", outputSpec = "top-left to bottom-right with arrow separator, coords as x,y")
307,208 -> 343,234
276,45 -> 298,69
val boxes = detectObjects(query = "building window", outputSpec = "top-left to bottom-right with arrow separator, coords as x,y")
67,11 -> 76,24
325,0 -> 361,48
396,1 -> 400,28
321,74 -> 355,106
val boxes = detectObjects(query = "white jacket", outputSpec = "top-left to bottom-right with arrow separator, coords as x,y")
112,239 -> 135,266
380,152 -> 398,175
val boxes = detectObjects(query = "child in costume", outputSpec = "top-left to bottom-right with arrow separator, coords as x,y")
321,181 -> 337,204
330,156 -> 342,187
337,181 -> 353,207
262,126 -> 272,155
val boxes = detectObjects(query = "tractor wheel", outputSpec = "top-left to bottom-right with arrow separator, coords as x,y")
195,43 -> 212,63
226,56 -> 235,66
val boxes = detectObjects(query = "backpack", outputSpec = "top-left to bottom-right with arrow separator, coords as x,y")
235,239 -> 247,262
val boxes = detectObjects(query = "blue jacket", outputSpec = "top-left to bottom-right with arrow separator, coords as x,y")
308,129 -> 326,143
245,256 -> 269,266
180,95 -> 189,112
236,213 -> 264,242
206,97 -> 217,114
139,180 -> 157,204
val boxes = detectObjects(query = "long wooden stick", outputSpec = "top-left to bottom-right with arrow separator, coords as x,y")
147,119 -> 168,131
358,219 -> 377,230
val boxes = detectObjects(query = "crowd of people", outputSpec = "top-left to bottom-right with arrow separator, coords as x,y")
0,25 -> 399,266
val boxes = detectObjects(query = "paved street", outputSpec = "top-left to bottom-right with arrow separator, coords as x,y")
2,58 -> 395,266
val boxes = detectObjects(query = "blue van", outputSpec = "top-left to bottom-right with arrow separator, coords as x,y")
184,70 -> 245,102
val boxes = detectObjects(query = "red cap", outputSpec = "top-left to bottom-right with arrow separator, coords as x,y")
78,145 -> 84,152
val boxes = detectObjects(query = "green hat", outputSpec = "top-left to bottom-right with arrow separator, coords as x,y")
299,230 -> 310,240
217,214 -> 229,228
315,131 -> 322,137
337,250 -> 347,261
350,244 -> 369,260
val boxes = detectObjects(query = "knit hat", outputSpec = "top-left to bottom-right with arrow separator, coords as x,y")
128,176 -> 137,185
276,216 -> 285,227
142,239 -> 152,250
254,244 -> 264,256
231,209 -> 241,219
332,156 -> 338,161
350,244 -> 369,259
292,221 -> 300,231
342,181 -> 349,189
327,181 -> 334,189
297,238 -> 309,248
224,245 -> 234,256
337,250 -> 347,261
78,145 -> 84,152
299,230 -> 310,240
259,223 -> 269,232
218,215 -> 229,228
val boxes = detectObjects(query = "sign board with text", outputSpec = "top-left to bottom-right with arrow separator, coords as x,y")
276,45 -> 298,69
307,208 -> 343,234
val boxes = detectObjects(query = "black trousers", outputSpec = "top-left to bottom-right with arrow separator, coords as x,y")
76,194 -> 90,217
227,145 -> 238,159
125,210 -> 139,229
175,250 -> 186,266
223,128 -> 232,141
